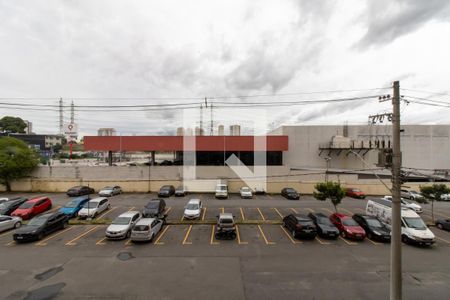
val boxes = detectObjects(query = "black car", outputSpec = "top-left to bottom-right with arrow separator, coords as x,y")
436,219 -> 450,231
67,186 -> 95,197
13,212 -> 69,243
281,188 -> 300,200
352,214 -> 391,242
307,212 -> 339,239
142,199 -> 166,218
0,197 -> 28,215
282,214 -> 317,239
158,185 -> 175,197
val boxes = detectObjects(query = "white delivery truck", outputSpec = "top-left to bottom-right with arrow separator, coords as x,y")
366,199 -> 435,246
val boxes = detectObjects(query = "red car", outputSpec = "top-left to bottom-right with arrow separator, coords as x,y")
346,188 -> 366,199
11,197 -> 52,220
329,213 -> 366,241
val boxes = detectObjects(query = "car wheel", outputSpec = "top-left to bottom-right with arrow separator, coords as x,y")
38,233 -> 44,240
126,231 -> 131,238
437,223 -> 443,230
93,212 -> 98,219
401,235 -> 408,243
107,204 -> 111,209
14,222 -> 21,229
367,233 -> 372,240
62,221 -> 68,229
341,231 -> 346,238
150,233 -> 155,242
292,230 -> 296,238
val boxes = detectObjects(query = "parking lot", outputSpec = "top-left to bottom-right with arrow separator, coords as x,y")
0,192 -> 449,299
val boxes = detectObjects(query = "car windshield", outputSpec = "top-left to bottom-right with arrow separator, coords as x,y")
28,217 -> 47,226
19,202 -> 34,209
352,189 -> 361,192
286,189 -> 295,193
241,187 -> 251,192
145,202 -> 159,209
83,202 -> 98,209
103,186 -> 113,190
64,200 -> 79,208
317,217 -> 333,226
220,218 -> 233,223
161,186 -> 171,191
112,217 -> 131,225
218,186 -> 226,191
186,203 -> 199,210
410,191 -> 420,195
403,217 -> 427,230
342,219 -> 358,226
299,220 -> 313,226
133,225 -> 149,231
366,218 -> 383,228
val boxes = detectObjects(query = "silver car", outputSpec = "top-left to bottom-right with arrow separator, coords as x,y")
130,218 -> 164,242
99,186 -> 122,197
0,215 -> 22,232
105,211 -> 141,240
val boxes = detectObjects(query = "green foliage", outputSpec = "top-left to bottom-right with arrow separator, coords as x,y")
0,137 -> 39,191
0,116 -> 27,133
420,184 -> 450,202
313,181 -> 346,212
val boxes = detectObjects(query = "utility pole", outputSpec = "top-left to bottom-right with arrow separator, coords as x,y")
390,80 -> 402,300
59,98 -> 63,135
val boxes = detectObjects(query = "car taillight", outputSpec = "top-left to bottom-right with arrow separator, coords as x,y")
296,224 -> 302,229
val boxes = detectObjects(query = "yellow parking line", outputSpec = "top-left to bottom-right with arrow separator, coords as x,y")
340,208 -> 354,215
154,225 -> 170,245
240,207 -> 245,220
290,208 -> 299,214
96,237 -> 107,246
0,230 -> 14,238
321,208 -> 334,214
236,225 -> 248,245
315,236 -> 331,245
98,207 -> 117,219
306,208 -> 315,213
435,236 -> 450,244
124,238 -> 133,246
267,194 -> 273,199
257,225 -> 275,245
279,225 -> 301,244
273,208 -> 284,218
180,214 -> 184,221
339,236 -> 357,245
210,225 -> 219,245
127,206 -> 135,212
182,225 -> 193,245
165,207 -> 172,214
256,208 -> 266,220
35,227 -> 74,246
6,240 -> 15,246
201,207 -> 207,221
221,207 -> 225,214
65,225 -> 100,246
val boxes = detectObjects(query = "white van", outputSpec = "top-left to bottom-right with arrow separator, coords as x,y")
215,184 -> 228,199
366,199 -> 435,246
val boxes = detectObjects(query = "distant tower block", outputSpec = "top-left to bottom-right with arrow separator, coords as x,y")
185,128 -> 193,136
230,124 -> 241,136
218,125 -> 224,136
97,128 -> 117,136
176,127 -> 185,136
195,127 -> 204,136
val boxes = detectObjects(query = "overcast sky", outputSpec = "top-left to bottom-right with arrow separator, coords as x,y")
1,0 -> 450,137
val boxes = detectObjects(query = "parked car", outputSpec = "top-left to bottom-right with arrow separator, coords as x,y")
0,215 -> 22,232
352,214 -> 391,242
142,199 -> 166,218
215,213 -> 236,240
183,199 -> 202,219
130,218 -> 164,242
175,186 -> 187,197
282,214 -> 317,239
254,187 -> 266,195
98,186 -> 122,197
435,219 -> 450,231
366,199 -> 435,246
67,186 -> 95,197
346,188 -> 366,199
0,197 -> 28,215
77,197 -> 110,219
440,194 -> 450,201
0,198 -> 9,204
158,185 -> 175,197
281,188 -> 300,200
13,212 -> 69,242
59,195 -> 90,218
11,197 -> 52,220
239,187 -> 253,199
106,211 -> 141,240
215,184 -> 228,199
382,195 -> 422,213
401,189 -> 424,201
329,213 -> 366,240
307,212 -> 339,239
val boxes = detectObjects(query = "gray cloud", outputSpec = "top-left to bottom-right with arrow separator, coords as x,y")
357,0 -> 450,48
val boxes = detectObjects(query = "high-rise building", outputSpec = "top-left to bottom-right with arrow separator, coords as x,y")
218,125 -> 224,136
24,120 -> 33,134
230,125 -> 241,136
176,127 -> 185,136
97,128 -> 117,136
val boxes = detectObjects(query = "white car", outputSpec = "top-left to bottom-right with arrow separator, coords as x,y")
106,211 -> 141,240
440,194 -> 450,201
130,218 -> 163,242
183,199 -> 202,219
240,187 -> 253,199
0,198 -> 9,204
401,189 -> 424,201
98,186 -> 122,197
215,184 -> 228,199
0,215 -> 22,232
381,195 -> 422,214
77,197 -> 110,219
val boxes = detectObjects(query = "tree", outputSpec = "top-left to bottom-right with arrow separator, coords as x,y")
0,116 -> 27,133
313,181 -> 346,213
420,184 -> 450,223
0,137 -> 39,191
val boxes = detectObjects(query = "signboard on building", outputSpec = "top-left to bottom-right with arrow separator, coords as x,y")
64,123 -> 78,141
